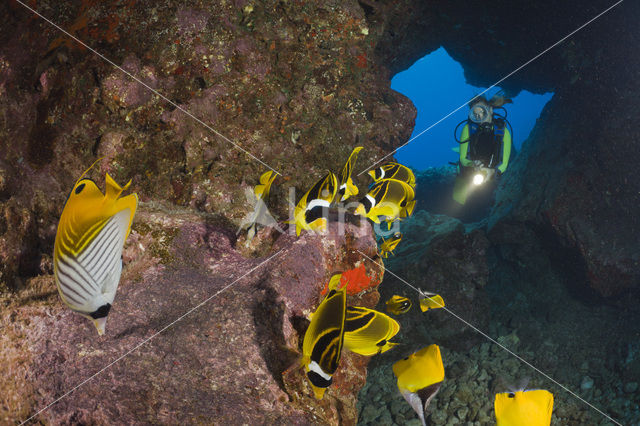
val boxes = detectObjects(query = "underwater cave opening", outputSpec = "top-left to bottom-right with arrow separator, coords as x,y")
390,47 -> 553,171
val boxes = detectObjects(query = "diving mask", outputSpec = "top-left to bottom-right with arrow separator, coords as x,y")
469,103 -> 492,124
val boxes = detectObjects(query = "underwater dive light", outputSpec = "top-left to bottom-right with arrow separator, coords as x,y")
472,173 -> 485,186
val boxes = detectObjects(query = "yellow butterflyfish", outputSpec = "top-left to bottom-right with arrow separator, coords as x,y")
393,344 -> 445,426
292,172 -> 337,236
54,164 -> 137,335
380,232 -> 402,258
385,295 -> 412,315
241,171 -> 279,243
494,389 -> 554,426
301,273 -> 347,399
419,290 -> 445,312
354,178 -> 415,224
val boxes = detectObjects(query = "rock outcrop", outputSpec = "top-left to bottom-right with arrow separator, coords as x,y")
1,210 -> 383,424
0,0 -> 414,291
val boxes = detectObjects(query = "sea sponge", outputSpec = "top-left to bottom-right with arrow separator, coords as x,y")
321,263 -> 374,296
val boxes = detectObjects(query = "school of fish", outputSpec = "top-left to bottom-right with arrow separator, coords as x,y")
53,152 -> 553,425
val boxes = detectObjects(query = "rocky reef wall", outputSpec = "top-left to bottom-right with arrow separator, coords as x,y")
0,0 -> 415,290
2,0 -> 640,423
1,0 -> 405,422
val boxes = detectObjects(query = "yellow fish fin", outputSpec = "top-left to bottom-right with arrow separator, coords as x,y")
327,273 -> 343,292
308,218 -> 328,233
255,171 -> 277,199
401,200 -> 416,218
105,173 -> 131,200
368,214 -> 381,224
378,341 -> 400,354
344,307 -> 400,356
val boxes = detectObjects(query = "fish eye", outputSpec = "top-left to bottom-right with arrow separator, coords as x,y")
403,357 -> 409,361
75,183 -> 86,194
376,340 -> 387,347
508,392 -> 515,398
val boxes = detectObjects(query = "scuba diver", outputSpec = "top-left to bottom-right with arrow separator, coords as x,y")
452,93 -> 513,205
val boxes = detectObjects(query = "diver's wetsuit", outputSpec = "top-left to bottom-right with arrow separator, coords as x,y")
459,119 -> 512,174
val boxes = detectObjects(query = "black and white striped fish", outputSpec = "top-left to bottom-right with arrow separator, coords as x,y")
54,171 -> 137,335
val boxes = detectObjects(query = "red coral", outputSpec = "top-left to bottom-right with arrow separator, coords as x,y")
321,264 -> 374,296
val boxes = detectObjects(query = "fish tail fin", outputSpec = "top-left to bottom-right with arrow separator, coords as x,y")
346,178 -> 359,198
309,218 -> 328,233
402,200 -> 416,218
379,341 -> 400,354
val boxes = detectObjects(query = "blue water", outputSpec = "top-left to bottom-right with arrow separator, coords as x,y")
391,47 -> 553,171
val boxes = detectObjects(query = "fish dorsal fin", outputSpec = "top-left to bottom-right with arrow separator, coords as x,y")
328,273 -> 343,291
105,173 -> 131,200
74,157 -> 103,187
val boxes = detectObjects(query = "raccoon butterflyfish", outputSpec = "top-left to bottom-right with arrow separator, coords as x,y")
368,162 -> 416,187
301,273 -> 347,399
343,306 -> 400,356
385,295 -> 412,315
393,344 -> 445,426
494,389 -> 554,426
418,290 -> 445,312
336,146 -> 363,202
239,171 -> 279,244
292,172 -> 337,236
354,178 -> 415,224
54,166 -> 138,335
380,232 -> 402,258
